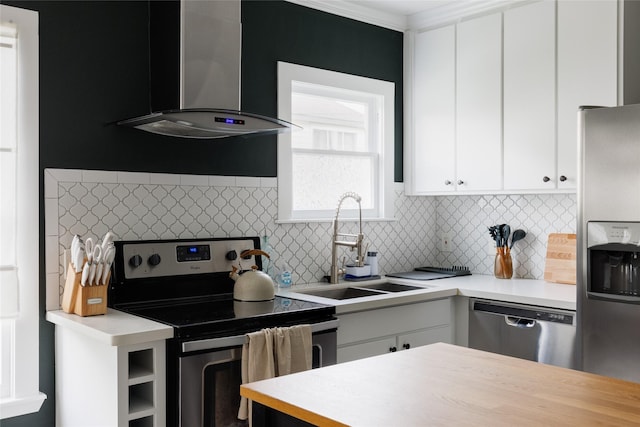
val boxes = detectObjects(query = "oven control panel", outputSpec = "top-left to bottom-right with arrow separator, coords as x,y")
120,238 -> 259,279
176,244 -> 211,262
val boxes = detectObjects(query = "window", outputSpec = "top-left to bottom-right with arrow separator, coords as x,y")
277,62 -> 395,222
0,5 -> 46,419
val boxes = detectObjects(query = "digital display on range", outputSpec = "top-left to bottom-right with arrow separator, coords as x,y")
215,117 -> 245,126
176,245 -> 211,262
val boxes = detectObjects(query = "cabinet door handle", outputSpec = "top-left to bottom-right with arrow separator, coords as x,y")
389,346 -> 397,352
559,175 -> 567,182
444,180 -> 452,186
457,180 -> 464,185
542,176 -> 551,183
403,343 -> 411,350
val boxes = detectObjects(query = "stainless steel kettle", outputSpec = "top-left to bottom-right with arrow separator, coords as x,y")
230,249 -> 275,301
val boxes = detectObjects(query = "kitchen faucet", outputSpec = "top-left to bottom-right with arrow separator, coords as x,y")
330,192 -> 365,284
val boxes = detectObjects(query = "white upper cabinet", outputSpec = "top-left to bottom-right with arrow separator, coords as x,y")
406,0 -> 626,196
503,0 -> 556,191
557,0 -> 617,190
456,13 -> 502,192
409,15 -> 501,194
411,25 -> 456,193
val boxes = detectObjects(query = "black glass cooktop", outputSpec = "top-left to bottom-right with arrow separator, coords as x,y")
108,238 -> 336,340
115,295 -> 335,339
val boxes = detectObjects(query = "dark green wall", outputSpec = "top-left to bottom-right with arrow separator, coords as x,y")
241,1 -> 404,180
2,0 -> 403,178
0,1 -> 402,425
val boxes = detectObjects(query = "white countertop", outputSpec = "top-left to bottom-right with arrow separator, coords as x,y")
46,275 -> 576,347
278,274 -> 577,313
453,275 -> 576,310
46,308 -> 174,346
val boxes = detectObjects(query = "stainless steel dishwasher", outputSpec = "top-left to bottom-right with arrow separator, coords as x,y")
468,299 -> 577,369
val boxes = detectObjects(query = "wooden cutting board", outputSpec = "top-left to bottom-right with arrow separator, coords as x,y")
544,233 -> 577,285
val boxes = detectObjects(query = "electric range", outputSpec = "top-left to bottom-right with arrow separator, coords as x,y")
107,237 -> 337,426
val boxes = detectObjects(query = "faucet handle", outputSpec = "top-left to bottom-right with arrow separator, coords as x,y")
336,257 -> 347,276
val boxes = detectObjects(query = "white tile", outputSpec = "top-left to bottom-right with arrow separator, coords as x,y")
44,199 -> 59,237
82,169 -> 118,183
45,236 -> 59,274
44,169 -> 61,198
260,177 -> 278,188
46,273 -> 62,311
150,173 -> 180,185
46,168 -> 82,183
118,171 -> 151,184
236,176 -> 261,187
209,175 -> 236,187
180,174 -> 209,186
43,167 -> 576,282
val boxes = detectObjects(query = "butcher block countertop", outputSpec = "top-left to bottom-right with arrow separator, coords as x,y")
241,343 -> 640,426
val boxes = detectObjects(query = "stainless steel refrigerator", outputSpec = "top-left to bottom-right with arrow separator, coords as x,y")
577,104 -> 640,383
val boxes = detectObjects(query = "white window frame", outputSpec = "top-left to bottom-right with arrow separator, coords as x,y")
277,61 -> 395,222
0,5 -> 46,419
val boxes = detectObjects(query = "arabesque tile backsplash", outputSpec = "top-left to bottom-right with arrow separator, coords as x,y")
44,169 -> 576,309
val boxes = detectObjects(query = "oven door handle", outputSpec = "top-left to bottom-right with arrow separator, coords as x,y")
182,319 -> 339,353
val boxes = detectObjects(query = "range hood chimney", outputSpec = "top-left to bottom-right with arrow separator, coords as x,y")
118,0 -> 296,139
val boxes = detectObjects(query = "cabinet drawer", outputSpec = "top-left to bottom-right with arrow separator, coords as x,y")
338,325 -> 453,364
338,336 -> 397,363
398,325 -> 452,350
337,298 -> 451,345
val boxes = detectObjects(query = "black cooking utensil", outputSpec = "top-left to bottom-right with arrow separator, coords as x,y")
496,224 -> 507,247
488,225 -> 500,247
502,224 -> 511,248
510,229 -> 526,249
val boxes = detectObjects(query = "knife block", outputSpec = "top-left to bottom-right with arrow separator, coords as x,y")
61,263 -> 109,316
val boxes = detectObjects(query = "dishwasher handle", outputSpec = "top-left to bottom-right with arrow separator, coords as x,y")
505,316 -> 536,328
471,300 -> 575,326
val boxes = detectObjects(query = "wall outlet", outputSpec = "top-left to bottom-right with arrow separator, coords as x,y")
440,233 -> 452,253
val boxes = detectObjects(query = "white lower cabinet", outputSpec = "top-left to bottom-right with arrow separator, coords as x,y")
336,298 -> 453,363
54,327 -> 166,427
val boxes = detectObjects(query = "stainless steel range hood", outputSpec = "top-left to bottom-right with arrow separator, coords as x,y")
118,0 -> 296,139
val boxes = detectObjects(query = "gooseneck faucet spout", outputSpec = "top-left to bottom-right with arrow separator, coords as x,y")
330,192 -> 365,284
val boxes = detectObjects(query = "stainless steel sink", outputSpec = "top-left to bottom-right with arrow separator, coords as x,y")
299,287 -> 385,300
359,282 -> 424,292
296,282 -> 429,300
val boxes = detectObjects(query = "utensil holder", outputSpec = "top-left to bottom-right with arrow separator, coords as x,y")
61,263 -> 109,316
494,248 -> 513,279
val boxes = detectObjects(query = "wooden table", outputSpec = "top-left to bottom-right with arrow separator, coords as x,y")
240,342 -> 640,426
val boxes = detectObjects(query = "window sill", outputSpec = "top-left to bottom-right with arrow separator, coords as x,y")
0,392 -> 47,420
275,217 -> 398,224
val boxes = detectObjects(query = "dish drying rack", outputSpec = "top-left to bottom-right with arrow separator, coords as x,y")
415,266 -> 471,276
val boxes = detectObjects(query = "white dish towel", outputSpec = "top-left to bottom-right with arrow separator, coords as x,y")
238,324 -> 312,422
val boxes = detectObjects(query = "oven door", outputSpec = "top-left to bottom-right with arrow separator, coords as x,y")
178,319 -> 338,427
